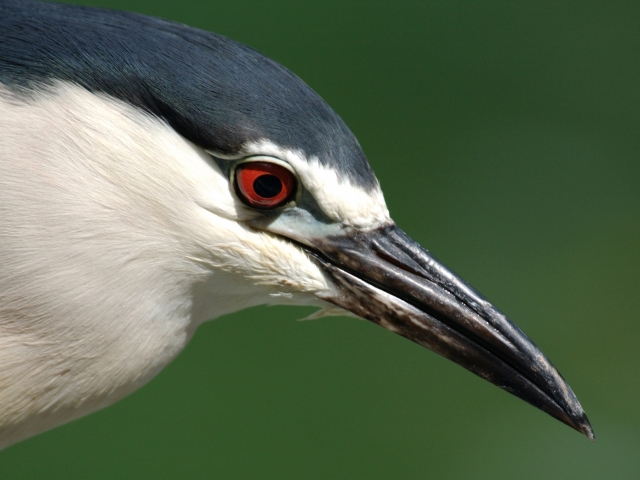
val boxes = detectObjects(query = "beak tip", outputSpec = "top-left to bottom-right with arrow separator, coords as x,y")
567,410 -> 595,441
581,418 -> 596,442
558,395 -> 595,440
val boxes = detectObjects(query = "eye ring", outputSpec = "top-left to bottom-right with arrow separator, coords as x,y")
234,161 -> 297,209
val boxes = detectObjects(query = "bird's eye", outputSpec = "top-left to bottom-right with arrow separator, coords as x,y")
234,161 -> 296,209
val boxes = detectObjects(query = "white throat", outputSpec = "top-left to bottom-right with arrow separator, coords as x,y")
0,83 -> 331,448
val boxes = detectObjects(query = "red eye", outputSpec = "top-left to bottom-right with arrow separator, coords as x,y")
235,161 -> 297,209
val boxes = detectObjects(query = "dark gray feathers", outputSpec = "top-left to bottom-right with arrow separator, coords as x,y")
0,0 -> 377,189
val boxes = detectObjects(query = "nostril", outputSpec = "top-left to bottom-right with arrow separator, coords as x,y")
371,239 -> 429,279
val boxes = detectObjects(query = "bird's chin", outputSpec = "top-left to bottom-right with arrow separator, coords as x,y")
300,224 -> 594,440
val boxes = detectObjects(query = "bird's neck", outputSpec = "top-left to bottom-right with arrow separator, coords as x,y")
0,84 -> 239,447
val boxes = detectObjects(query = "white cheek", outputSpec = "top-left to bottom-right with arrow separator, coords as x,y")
0,82 -> 339,448
241,140 -> 391,229
184,147 -> 261,222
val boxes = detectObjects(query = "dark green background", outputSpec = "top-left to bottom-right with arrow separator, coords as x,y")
2,1 -> 639,478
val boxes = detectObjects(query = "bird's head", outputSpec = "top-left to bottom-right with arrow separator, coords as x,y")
0,0 -> 593,442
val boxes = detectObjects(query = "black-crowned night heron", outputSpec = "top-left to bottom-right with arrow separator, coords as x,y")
0,0 -> 593,448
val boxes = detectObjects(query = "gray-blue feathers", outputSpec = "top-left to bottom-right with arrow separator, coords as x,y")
0,0 -> 377,189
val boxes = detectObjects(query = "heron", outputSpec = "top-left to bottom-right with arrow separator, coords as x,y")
0,0 -> 593,449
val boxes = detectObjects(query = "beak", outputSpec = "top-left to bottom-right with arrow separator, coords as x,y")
303,223 -> 594,439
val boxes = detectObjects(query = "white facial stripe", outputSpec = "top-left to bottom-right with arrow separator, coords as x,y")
241,140 -> 391,229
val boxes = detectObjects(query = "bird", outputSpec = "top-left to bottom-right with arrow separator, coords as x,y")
0,0 -> 594,449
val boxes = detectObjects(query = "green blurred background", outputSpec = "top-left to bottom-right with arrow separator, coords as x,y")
2,1 -> 639,478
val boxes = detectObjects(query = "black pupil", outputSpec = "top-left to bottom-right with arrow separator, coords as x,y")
253,174 -> 283,198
